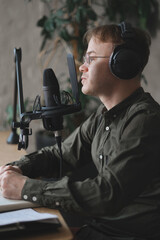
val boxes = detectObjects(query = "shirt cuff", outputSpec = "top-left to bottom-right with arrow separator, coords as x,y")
21,177 -> 84,214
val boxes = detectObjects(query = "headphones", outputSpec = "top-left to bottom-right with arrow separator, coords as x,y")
109,21 -> 143,80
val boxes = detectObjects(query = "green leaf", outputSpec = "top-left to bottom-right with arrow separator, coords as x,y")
75,8 -> 81,23
37,16 -> 48,27
59,29 -> 71,41
66,0 -> 75,12
44,17 -> 55,32
56,9 -> 64,17
73,0 -> 83,4
86,8 -> 97,21
55,17 -> 70,27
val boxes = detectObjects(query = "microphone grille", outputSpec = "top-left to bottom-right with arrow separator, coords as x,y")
43,68 -> 57,86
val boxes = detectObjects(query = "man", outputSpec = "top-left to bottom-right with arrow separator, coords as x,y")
0,22 -> 160,239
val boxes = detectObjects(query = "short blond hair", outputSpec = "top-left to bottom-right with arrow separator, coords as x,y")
84,23 -> 151,70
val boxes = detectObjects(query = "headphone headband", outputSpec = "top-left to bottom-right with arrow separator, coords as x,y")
119,22 -> 135,40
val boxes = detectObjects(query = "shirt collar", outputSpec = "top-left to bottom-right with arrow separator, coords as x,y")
102,87 -> 144,119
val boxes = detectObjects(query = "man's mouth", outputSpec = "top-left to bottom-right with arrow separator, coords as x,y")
81,76 -> 87,84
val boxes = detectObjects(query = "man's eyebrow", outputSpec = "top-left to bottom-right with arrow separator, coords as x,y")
86,51 -> 96,55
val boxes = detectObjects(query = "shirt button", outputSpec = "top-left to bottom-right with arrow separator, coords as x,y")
99,154 -> 103,160
32,196 -> 37,202
113,114 -> 117,118
105,126 -> 110,131
55,201 -> 60,206
23,195 -> 28,200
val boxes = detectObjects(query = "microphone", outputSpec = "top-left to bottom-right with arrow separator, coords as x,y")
42,68 -> 63,178
42,68 -> 63,137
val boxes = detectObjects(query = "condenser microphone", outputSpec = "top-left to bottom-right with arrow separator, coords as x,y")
43,68 -> 63,178
42,68 -> 63,136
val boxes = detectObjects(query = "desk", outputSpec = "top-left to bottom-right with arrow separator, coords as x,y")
0,131 -> 73,240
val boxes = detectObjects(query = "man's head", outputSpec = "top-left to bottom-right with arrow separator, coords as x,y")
84,22 -> 151,79
79,22 -> 151,99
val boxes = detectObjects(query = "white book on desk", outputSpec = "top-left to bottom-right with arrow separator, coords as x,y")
0,191 -> 39,212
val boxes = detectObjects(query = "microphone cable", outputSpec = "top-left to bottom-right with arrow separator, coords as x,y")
54,133 -> 63,179
33,95 -> 41,112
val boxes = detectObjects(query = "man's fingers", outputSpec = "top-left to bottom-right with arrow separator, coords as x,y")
0,165 -> 12,175
0,165 -> 22,175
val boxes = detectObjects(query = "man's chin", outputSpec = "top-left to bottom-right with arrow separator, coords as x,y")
82,87 -> 90,95
81,85 -> 97,96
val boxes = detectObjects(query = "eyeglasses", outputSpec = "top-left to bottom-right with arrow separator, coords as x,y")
83,54 -> 110,65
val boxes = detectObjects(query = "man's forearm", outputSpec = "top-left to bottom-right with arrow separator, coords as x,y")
7,146 -> 61,179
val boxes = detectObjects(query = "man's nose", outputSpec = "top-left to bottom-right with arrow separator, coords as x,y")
79,63 -> 88,72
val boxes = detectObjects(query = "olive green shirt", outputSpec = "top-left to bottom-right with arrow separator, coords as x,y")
10,88 -> 160,238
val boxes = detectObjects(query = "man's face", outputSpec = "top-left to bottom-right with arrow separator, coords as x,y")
79,37 -> 116,98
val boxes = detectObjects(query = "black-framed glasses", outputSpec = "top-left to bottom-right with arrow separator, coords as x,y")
83,54 -> 110,65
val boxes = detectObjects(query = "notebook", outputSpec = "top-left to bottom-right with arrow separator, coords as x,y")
0,191 -> 39,212
0,208 -> 61,237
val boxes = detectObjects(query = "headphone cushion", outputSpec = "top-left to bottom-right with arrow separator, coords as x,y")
109,46 -> 142,79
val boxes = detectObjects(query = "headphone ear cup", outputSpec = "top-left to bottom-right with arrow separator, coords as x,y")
109,45 -> 142,79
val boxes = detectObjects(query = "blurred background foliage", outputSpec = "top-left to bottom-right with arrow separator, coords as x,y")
28,0 -> 160,134
34,0 -> 160,52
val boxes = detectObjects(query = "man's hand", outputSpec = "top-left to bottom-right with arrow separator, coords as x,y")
0,167 -> 28,200
0,165 -> 22,175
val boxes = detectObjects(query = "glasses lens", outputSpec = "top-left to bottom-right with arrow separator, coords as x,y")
83,54 -> 90,65
86,55 -> 89,64
83,56 -> 86,64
